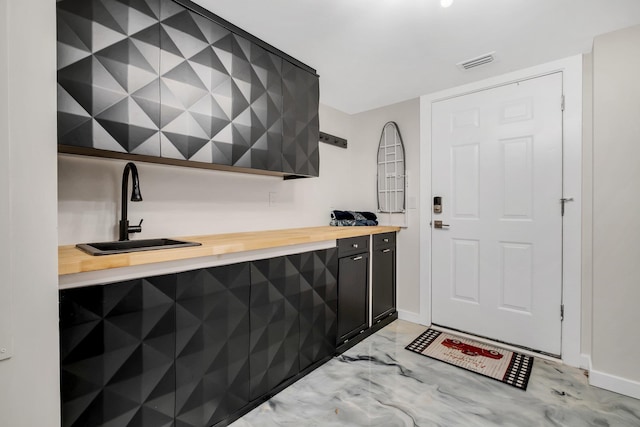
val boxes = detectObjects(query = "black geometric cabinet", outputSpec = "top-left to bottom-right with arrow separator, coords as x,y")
56,0 -> 319,178
59,275 -> 177,427
174,263 -> 251,427
158,4 -> 284,171
248,256 -> 301,401
56,0 -> 163,155
248,248 -> 337,401
282,60 -> 320,177
59,248 -> 338,427
297,249 -> 338,371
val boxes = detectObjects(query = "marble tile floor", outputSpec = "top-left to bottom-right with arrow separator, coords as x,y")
231,320 -> 640,427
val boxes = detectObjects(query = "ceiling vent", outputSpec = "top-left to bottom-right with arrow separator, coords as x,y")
457,52 -> 496,70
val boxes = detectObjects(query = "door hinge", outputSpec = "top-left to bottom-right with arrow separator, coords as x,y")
561,197 -> 574,216
560,304 -> 565,321
561,95 -> 565,111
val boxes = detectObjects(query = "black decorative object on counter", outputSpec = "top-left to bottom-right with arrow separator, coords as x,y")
57,0 -> 320,178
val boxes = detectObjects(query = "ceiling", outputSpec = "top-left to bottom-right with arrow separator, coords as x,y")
192,0 -> 640,114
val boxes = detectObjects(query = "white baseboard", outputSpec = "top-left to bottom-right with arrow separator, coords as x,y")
397,310 -> 424,325
589,368 -> 640,400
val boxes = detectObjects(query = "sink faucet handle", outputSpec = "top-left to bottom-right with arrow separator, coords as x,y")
128,218 -> 143,234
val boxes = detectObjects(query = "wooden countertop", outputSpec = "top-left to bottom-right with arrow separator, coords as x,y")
58,226 -> 400,276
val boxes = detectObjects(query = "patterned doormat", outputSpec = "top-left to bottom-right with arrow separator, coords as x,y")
405,329 -> 534,390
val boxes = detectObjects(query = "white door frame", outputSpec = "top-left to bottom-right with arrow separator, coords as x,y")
419,55 -> 583,367
0,0 -> 12,361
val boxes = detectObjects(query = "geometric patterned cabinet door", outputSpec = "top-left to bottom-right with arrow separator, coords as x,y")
297,248 -> 338,371
159,2 -> 284,171
174,263 -> 251,427
248,248 -> 336,402
249,256 -> 301,401
282,60 -> 320,177
59,275 -> 177,427
57,0 -> 163,155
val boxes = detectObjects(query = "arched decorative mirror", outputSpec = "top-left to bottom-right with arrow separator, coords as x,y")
377,121 -> 406,213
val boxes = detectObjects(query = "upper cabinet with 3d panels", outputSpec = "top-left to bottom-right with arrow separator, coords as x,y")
56,0 -> 320,177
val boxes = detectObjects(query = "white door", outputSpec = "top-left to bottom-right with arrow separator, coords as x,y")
431,73 -> 563,355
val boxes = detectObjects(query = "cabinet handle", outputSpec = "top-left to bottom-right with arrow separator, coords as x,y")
352,256 -> 363,261
382,249 -> 391,253
352,243 -> 359,248
383,238 -> 389,243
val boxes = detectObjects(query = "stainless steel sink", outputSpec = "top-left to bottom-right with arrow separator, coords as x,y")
76,238 -> 201,256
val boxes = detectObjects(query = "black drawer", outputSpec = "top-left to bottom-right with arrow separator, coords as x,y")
373,232 -> 395,249
338,236 -> 369,258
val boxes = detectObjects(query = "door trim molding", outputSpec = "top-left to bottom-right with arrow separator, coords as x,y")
419,55 -> 583,367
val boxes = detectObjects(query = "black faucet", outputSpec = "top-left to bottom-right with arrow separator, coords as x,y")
119,162 -> 143,241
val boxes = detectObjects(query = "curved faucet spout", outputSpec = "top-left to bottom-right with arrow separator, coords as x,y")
119,162 -> 143,241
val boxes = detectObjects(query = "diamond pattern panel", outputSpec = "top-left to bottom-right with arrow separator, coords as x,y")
297,248 -> 338,371
282,61 -> 320,177
159,6 -> 283,171
174,263 -> 251,427
57,0 -> 162,155
58,0 -> 317,176
249,256 -> 301,401
59,275 -> 176,427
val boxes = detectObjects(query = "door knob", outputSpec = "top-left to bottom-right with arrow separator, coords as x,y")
433,220 -> 450,229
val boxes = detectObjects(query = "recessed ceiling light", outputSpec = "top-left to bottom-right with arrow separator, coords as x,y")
441,0 -> 453,8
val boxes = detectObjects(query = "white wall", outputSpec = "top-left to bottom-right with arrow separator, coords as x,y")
0,0 -> 60,426
350,99 -> 421,317
590,24 -> 640,398
59,104 -> 355,244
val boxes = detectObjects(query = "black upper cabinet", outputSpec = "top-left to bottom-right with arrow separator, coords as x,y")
158,6 -> 284,172
159,2 -> 229,162
57,0 -> 318,177
282,61 -> 320,177
57,0 -> 163,155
